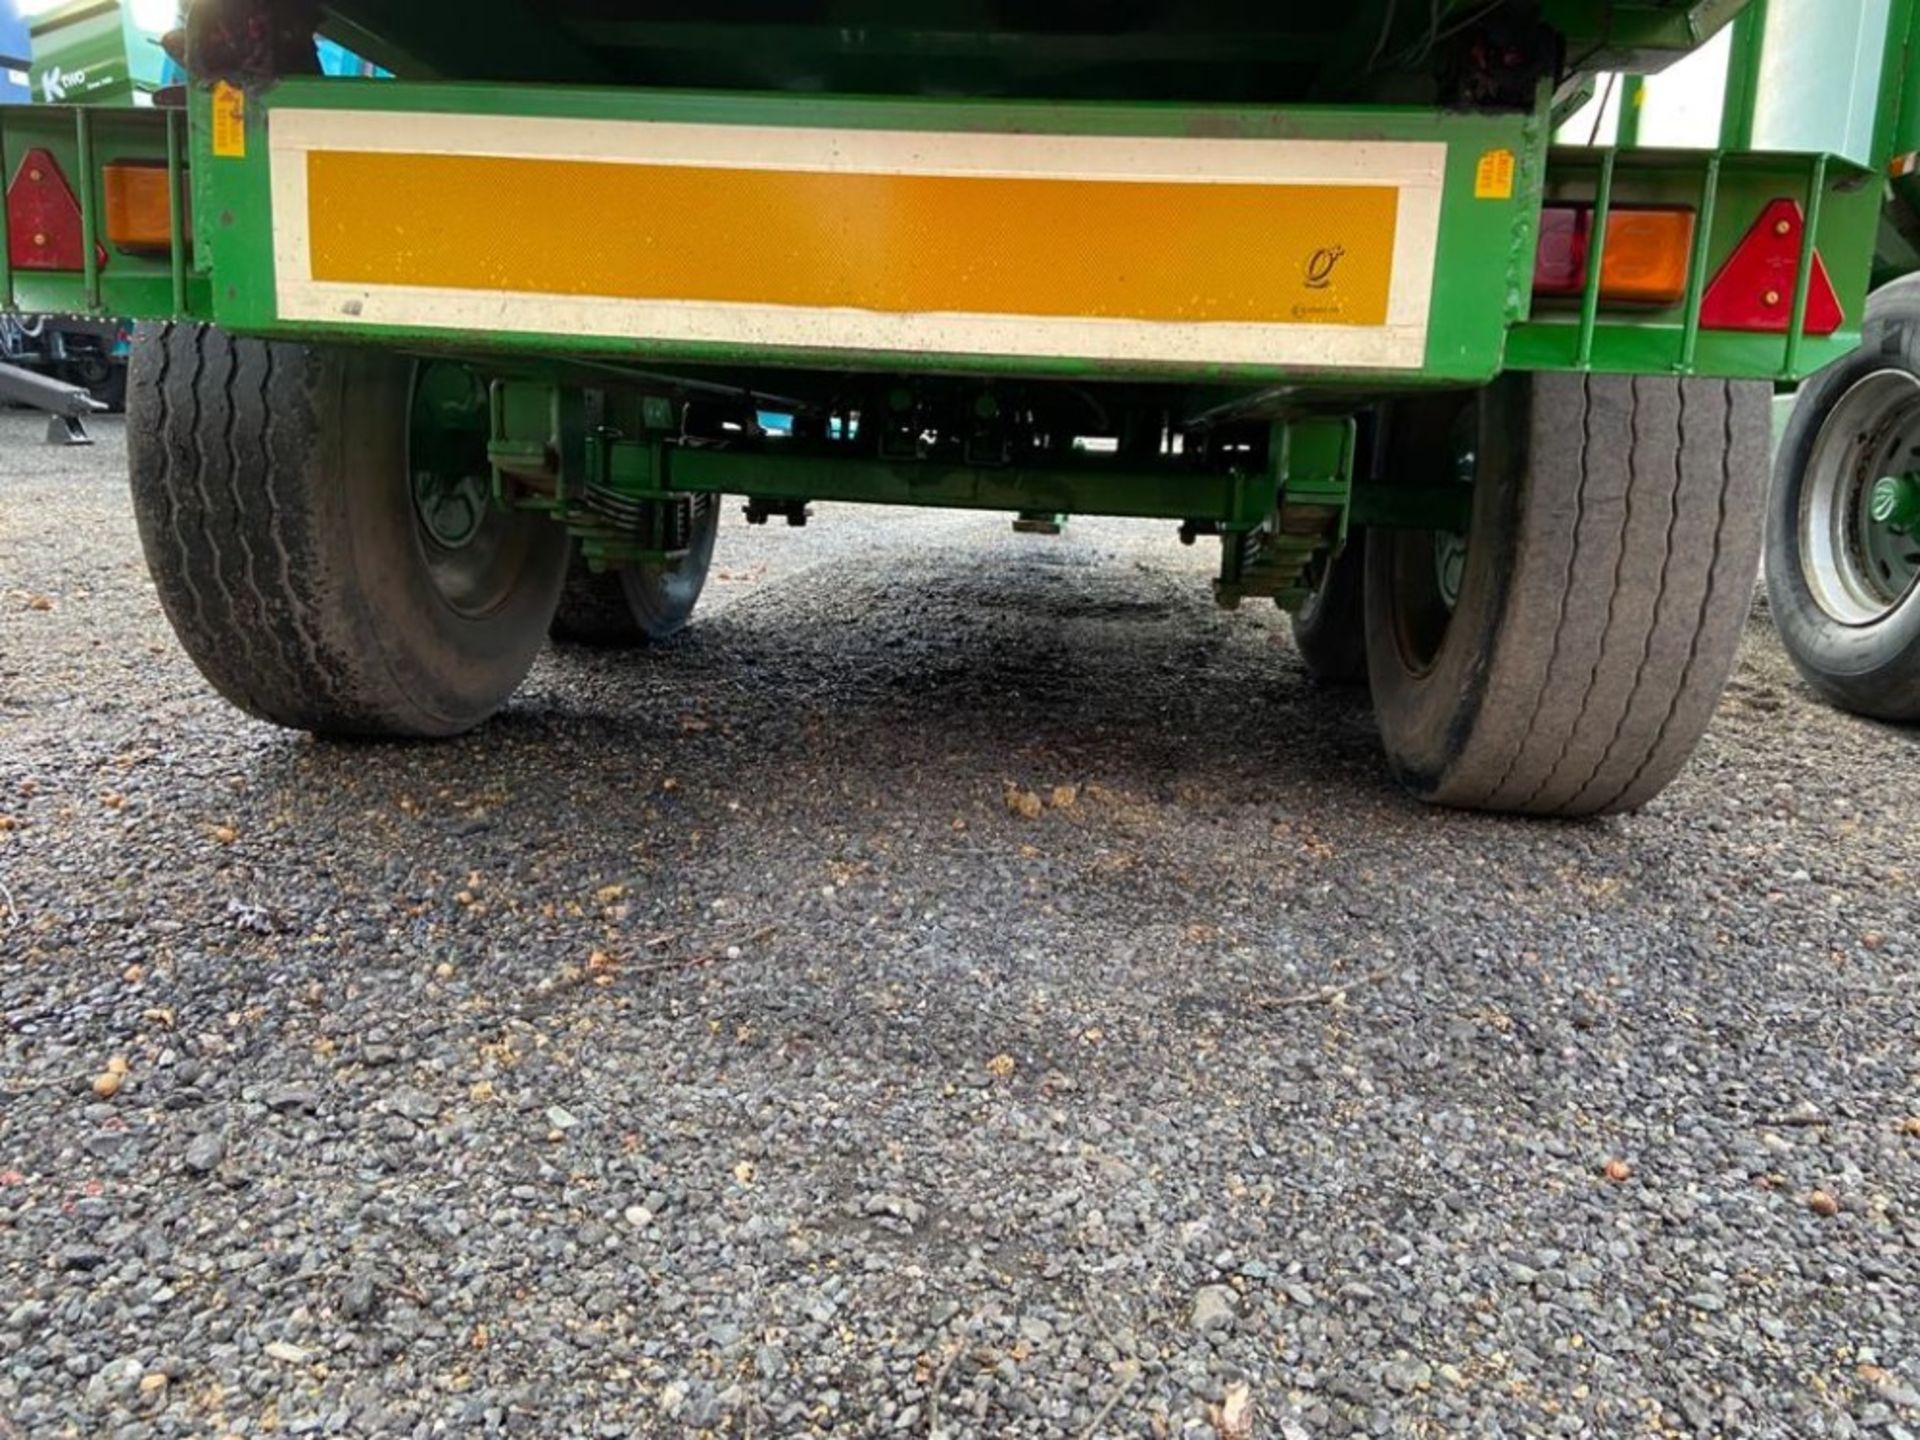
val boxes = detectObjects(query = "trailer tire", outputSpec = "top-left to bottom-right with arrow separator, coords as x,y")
1365,373 -> 1769,816
1289,531 -> 1368,684
1766,277 -> 1920,721
550,497 -> 720,647
127,322 -> 568,738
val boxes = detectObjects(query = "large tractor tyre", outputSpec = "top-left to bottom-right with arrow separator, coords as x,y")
1365,373 -> 1769,817
128,323 -> 569,738
550,496 -> 721,648
1766,278 -> 1920,722
1290,530 -> 1369,684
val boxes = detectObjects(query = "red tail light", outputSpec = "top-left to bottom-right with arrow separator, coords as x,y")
6,148 -> 106,273
1534,205 -> 1696,305
1700,198 -> 1843,335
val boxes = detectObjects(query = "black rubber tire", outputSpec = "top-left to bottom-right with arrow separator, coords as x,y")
1767,277 -> 1920,721
550,497 -> 720,648
1365,372 -> 1769,817
1289,531 -> 1368,684
127,322 -> 569,737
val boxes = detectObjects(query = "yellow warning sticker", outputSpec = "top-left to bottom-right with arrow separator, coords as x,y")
1474,148 -> 1515,201
212,82 -> 246,159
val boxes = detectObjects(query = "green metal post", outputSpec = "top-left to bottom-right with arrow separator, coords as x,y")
0,112 -> 12,311
74,108 -> 99,313
1615,75 -> 1645,149
1677,155 -> 1722,373
166,109 -> 188,315
1576,148 -> 1618,369
1784,154 -> 1829,377
1718,0 -> 1766,153
1872,0 -> 1920,171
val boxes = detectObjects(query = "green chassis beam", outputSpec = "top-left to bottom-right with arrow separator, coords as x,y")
488,383 -> 1453,606
514,430 -> 1290,530
652,458 -> 1475,532
665,451 -> 1281,525
485,378 -> 1466,532
570,422 -> 1466,605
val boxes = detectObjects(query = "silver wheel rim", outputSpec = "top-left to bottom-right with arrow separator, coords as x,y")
1800,369 -> 1920,626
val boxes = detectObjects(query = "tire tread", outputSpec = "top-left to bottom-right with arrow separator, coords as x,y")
1371,373 -> 1766,816
129,322 -> 562,736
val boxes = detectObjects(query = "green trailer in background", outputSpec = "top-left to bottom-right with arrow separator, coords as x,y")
0,0 -> 1903,813
0,0 -> 184,424
25,0 -> 180,107
1767,0 -> 1920,721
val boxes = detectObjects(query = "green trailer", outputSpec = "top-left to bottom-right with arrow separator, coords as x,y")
0,0 -> 1900,814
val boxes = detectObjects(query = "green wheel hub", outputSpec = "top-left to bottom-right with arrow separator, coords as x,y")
412,469 -> 490,550
1871,473 -> 1920,531
406,361 -> 532,618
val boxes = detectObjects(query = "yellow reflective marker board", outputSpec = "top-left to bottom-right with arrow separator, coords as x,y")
270,111 -> 1449,370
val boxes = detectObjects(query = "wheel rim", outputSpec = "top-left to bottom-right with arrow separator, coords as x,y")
1386,399 -> 1477,676
1800,369 -> 1920,626
408,361 -> 539,619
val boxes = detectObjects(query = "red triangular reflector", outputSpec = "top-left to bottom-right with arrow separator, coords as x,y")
6,147 -> 107,274
1700,198 -> 1842,336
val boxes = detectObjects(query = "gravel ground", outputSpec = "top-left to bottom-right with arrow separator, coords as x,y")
1,408 -> 1918,1440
